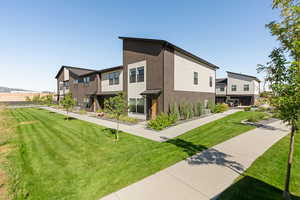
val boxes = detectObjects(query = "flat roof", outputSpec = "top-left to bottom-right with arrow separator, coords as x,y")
119,36 -> 219,70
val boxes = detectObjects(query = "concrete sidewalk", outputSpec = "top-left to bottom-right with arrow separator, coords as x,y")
42,107 -> 239,142
101,120 -> 289,200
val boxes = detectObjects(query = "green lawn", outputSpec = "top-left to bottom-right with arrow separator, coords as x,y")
218,127 -> 300,199
6,108 -> 260,200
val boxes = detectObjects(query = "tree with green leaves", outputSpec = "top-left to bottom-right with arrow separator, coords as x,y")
43,94 -> 54,106
60,93 -> 76,120
32,94 -> 41,105
104,93 -> 127,141
258,0 -> 299,199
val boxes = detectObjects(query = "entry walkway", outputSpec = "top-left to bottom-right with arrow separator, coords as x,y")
43,107 -> 239,142
101,119 -> 289,200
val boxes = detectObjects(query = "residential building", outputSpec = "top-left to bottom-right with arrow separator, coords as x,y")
216,71 -> 260,106
55,37 -> 219,120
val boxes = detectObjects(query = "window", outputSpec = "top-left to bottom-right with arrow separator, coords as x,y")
108,71 -> 120,85
137,98 -> 145,114
114,72 -> 120,84
83,76 -> 90,84
73,79 -> 78,84
129,98 -> 137,112
137,67 -> 144,82
129,67 -> 144,83
109,73 -> 114,85
194,72 -> 198,85
209,76 -> 213,87
231,85 -> 237,91
64,81 -> 69,89
129,68 -> 136,83
129,98 -> 145,114
220,87 -> 225,92
244,84 -> 249,91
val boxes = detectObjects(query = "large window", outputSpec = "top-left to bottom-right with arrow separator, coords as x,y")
194,72 -> 198,85
231,85 -> 237,91
244,84 -> 249,91
129,98 -> 145,114
129,66 -> 144,83
129,68 -> 136,83
209,76 -> 213,87
108,71 -> 120,85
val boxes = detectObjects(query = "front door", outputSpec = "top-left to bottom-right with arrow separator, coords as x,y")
151,98 -> 158,120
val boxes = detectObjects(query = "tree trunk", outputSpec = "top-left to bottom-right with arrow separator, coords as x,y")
115,117 -> 119,142
283,122 -> 296,200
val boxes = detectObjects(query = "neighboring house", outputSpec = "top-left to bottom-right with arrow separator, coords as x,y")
55,37 -> 219,120
216,71 -> 260,106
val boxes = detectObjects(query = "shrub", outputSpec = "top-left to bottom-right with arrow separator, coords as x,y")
207,100 -> 215,112
147,113 -> 174,131
256,106 -> 268,112
247,112 -> 270,122
244,107 -> 251,112
119,115 -> 138,123
195,102 -> 204,117
79,109 -> 87,115
96,108 -> 104,113
169,103 -> 180,122
187,103 -> 194,119
212,103 -> 229,113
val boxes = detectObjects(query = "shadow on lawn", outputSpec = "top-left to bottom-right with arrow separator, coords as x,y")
63,117 -> 77,121
103,128 -> 118,139
165,138 -> 207,156
216,175 -> 300,200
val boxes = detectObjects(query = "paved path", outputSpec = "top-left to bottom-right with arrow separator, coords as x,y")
42,107 -> 239,142
101,120 -> 290,200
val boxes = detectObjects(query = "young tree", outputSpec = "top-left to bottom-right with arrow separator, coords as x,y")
258,1 -> 300,199
60,93 -> 76,120
44,94 -> 54,106
104,93 -> 127,141
32,94 -> 41,105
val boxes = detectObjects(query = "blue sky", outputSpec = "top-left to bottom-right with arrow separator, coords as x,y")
0,0 -> 279,91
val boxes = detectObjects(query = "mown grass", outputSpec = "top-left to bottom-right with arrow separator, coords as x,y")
0,105 -> 15,200
218,126 -> 300,199
6,108 -> 262,200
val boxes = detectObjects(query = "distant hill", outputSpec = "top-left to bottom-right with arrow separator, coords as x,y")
0,86 -> 34,93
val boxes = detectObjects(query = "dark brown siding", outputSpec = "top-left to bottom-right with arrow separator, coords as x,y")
122,39 -> 165,113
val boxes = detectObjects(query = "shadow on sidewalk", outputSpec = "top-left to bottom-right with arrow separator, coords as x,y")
187,148 -> 245,174
164,138 -> 244,174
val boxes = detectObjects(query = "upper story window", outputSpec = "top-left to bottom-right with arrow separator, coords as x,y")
108,71 -> 120,85
129,66 -> 145,83
244,84 -> 249,91
209,76 -> 213,87
64,81 -> 69,89
129,68 -> 136,83
73,79 -> 78,84
83,76 -> 90,84
137,67 -> 144,82
194,72 -> 198,85
220,87 -> 225,92
231,85 -> 237,91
